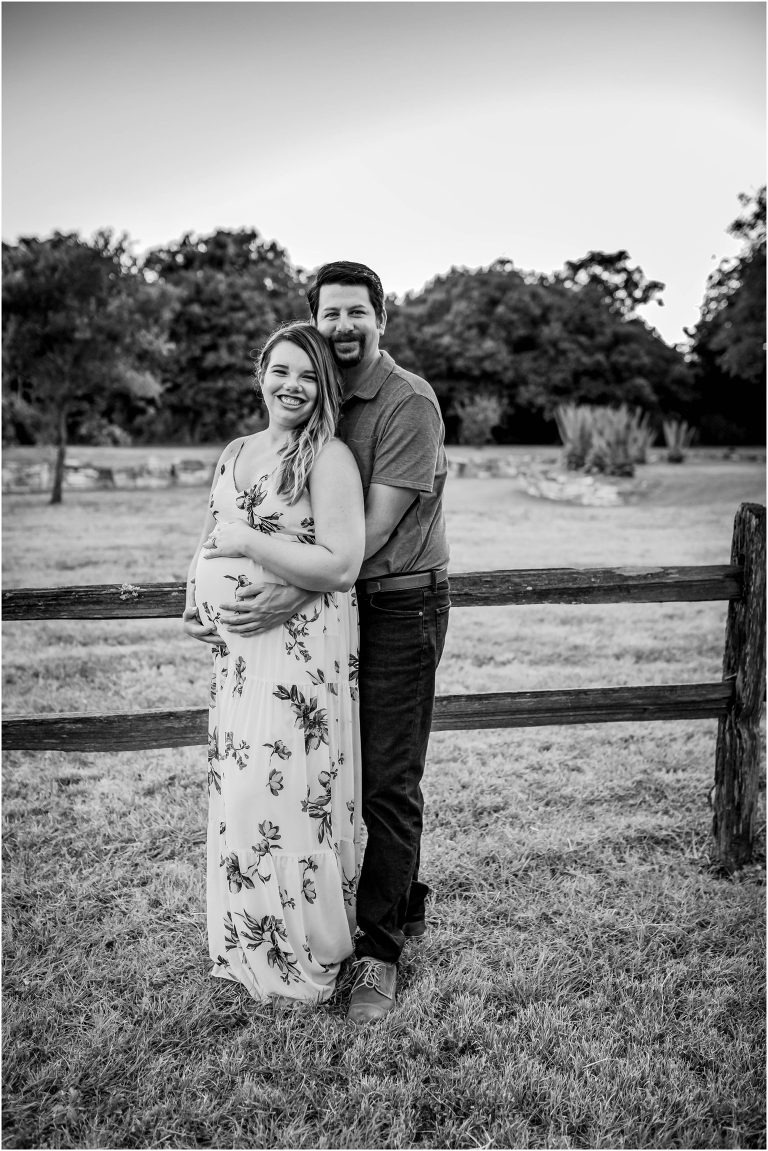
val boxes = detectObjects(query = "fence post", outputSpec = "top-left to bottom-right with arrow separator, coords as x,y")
713,502 -> 766,871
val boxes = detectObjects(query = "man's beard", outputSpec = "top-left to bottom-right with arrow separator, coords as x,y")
330,333 -> 365,368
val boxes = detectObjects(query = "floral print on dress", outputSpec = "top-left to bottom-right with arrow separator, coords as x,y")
232,656 -> 247,697
297,517 -> 315,544
223,731 -> 250,771
201,601 -> 221,630
309,667 -> 338,696
223,573 -> 253,593
342,869 -> 357,908
300,857 -> 318,903
250,819 -> 282,884
208,727 -> 222,795
268,768 -> 284,795
264,739 -> 292,762
235,474 -> 284,536
284,603 -> 322,663
236,911 -> 304,985
222,852 -> 255,893
279,887 -> 296,912
302,764 -> 338,845
224,911 -> 239,950
273,685 -> 329,753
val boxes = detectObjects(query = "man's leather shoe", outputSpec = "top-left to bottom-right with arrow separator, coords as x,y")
403,919 -> 426,940
347,958 -> 396,1024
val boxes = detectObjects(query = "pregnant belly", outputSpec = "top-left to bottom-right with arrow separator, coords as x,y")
194,554 -> 285,632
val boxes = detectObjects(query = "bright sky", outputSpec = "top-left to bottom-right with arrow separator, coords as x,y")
2,0 -> 765,347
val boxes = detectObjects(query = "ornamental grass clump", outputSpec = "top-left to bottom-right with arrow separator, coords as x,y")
663,418 -> 696,463
554,403 -> 594,470
584,422 -> 634,477
628,406 -> 656,464
555,403 -> 655,477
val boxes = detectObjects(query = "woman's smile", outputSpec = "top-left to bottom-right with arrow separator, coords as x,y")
277,393 -> 305,409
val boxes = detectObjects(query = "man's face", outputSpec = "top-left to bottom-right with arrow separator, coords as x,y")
314,283 -> 385,371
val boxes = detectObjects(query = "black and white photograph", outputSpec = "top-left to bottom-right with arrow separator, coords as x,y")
2,1 -> 765,1147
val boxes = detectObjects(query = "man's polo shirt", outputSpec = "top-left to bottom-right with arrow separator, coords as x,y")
338,349 -> 450,580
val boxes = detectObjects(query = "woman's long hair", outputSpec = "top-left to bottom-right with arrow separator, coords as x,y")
255,322 -> 343,505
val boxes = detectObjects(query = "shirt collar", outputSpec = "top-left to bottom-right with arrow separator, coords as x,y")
343,350 -> 396,402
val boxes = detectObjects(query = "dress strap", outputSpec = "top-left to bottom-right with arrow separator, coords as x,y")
229,439 -> 247,491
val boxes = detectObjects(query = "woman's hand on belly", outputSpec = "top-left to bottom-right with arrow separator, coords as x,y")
202,519 -> 254,560
182,606 -> 225,647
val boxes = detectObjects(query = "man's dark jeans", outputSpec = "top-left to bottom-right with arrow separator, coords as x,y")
354,579 -> 450,964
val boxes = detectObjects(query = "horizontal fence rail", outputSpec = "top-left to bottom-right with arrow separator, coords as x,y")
0,565 -> 744,750
0,564 -> 745,620
1,683 -> 736,753
3,502 -> 764,871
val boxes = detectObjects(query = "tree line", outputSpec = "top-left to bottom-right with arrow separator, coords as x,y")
3,188 -> 764,491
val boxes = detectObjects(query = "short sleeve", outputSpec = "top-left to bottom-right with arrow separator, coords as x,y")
370,394 -> 443,493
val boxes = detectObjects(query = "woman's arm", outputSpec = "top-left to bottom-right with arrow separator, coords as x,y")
204,439 -> 365,592
182,440 -> 244,643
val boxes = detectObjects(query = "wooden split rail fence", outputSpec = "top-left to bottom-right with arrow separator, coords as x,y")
3,503 -> 765,872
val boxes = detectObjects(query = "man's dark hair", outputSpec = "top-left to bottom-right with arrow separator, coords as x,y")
307,261 -> 385,325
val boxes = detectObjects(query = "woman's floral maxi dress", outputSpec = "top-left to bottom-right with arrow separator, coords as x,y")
194,452 -> 361,1003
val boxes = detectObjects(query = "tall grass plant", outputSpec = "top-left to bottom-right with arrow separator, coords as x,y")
664,419 -> 697,464
555,404 -> 657,476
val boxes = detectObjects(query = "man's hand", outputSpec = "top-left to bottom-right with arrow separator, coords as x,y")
218,582 -> 313,636
182,607 -> 226,648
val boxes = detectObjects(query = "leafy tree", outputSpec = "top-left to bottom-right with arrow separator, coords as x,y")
143,230 -> 307,443
2,231 -> 173,502
383,256 -> 692,443
558,250 -> 665,319
688,188 -> 766,444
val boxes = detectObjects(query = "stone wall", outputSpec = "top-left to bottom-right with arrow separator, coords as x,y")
2,458 -> 215,494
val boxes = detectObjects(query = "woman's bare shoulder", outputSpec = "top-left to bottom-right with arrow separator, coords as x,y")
215,435 -> 249,468
309,438 -> 361,490
315,437 -> 357,466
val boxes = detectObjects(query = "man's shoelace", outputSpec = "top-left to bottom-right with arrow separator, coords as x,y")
351,960 -> 385,991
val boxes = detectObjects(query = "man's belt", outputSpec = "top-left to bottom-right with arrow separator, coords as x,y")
357,567 -> 449,595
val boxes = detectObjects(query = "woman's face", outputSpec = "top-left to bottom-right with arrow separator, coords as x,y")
261,340 -> 319,430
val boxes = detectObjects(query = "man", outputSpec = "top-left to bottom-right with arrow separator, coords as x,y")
220,261 -> 450,1023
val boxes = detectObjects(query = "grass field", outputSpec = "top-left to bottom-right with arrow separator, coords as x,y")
2,448 -> 766,1149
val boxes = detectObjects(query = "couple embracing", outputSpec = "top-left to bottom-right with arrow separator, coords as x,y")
183,261 -> 450,1024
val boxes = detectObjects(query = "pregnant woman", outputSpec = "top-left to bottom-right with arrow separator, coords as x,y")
182,322 -> 365,1004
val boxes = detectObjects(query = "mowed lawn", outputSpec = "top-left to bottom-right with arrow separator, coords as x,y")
2,448 -> 765,1150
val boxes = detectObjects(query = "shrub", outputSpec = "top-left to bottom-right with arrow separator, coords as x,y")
2,393 -> 43,445
75,415 -> 133,447
453,392 -> 506,446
